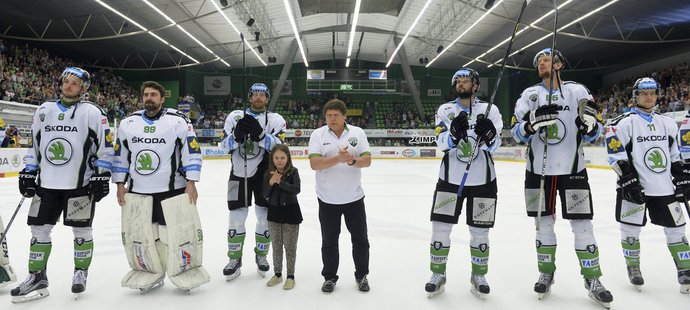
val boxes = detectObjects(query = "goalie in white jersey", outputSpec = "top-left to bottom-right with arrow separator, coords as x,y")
11,67 -> 113,302
425,68 -> 503,299
221,83 -> 286,281
511,48 -> 613,306
608,77 -> 690,293
112,81 -> 209,293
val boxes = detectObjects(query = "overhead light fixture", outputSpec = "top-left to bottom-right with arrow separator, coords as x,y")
267,56 -> 277,63
211,0 -> 267,66
437,45 -> 443,53
283,0 -> 309,67
345,0 -> 362,67
247,18 -> 255,27
419,58 -> 424,64
254,31 -> 260,41
488,0 -> 618,67
220,0 -> 228,7
257,46 -> 263,54
426,0 -> 504,67
385,0 -> 432,67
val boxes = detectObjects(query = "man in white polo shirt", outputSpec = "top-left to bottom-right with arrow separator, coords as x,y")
308,99 -> 372,293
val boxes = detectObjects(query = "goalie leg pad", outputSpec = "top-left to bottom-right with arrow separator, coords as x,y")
161,194 -> 210,290
1,216 -> 17,286
121,193 -> 165,289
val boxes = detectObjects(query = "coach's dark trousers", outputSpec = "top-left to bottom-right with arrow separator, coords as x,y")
318,197 -> 369,281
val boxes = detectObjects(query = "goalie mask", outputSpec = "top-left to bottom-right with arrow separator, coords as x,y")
532,48 -> 565,69
248,83 -> 270,99
60,67 -> 91,91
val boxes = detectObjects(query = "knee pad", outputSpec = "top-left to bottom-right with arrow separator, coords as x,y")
571,219 -> 596,249
620,223 -> 642,240
31,225 -> 54,243
535,216 -> 556,245
469,226 -> 489,248
664,226 -> 687,244
229,208 -> 248,234
431,221 -> 453,246
73,227 -> 93,241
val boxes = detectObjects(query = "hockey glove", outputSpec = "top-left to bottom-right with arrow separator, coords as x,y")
524,104 -> 561,135
242,114 -> 265,142
615,161 -> 646,204
89,171 -> 111,203
450,111 -> 469,144
671,161 -> 690,202
233,118 -> 249,144
474,114 -> 497,146
575,99 -> 599,136
18,168 -> 38,197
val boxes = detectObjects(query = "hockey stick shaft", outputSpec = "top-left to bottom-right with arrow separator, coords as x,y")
536,0 -> 560,231
241,33 -> 249,210
456,0 -> 530,195
0,196 -> 26,246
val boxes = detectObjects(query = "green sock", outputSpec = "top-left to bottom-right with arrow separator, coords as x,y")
254,232 -> 271,257
430,242 -> 449,274
74,238 -> 93,269
227,231 -> 246,260
536,244 -> 557,274
576,245 -> 603,279
668,241 -> 690,270
621,238 -> 641,266
470,244 -> 490,275
29,241 -> 52,272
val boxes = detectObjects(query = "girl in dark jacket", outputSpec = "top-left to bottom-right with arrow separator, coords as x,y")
262,144 -> 302,290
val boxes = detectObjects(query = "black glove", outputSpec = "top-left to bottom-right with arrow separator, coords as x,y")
575,99 -> 599,136
615,161 -> 646,204
450,111 -> 469,144
524,104 -> 561,135
474,114 -> 497,146
242,114 -> 264,142
233,118 -> 248,144
671,161 -> 690,202
18,168 -> 38,197
89,171 -> 111,202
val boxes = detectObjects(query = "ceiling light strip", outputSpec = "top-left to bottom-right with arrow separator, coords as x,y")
345,0 -> 362,67
385,0 -> 432,67
283,0 -> 309,67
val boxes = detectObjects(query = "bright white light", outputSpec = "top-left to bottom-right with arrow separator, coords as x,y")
346,58 -> 351,67
210,0 -> 267,66
386,0 -> 432,67
346,0 -> 362,58
95,0 -> 148,31
283,0 -> 309,67
141,0 -> 175,25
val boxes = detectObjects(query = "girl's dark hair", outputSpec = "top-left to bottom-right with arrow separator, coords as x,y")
268,144 -> 294,174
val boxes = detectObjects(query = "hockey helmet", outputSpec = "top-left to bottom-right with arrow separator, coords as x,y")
248,83 -> 270,99
59,67 -> 91,90
451,68 -> 480,87
533,48 -> 565,69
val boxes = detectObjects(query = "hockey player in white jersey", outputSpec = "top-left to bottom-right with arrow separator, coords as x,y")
11,67 -> 113,302
511,48 -> 613,307
112,81 -> 209,293
425,68 -> 503,299
611,77 -> 690,294
221,83 -> 286,281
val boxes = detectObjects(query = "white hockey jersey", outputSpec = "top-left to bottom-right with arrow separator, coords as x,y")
435,98 -> 503,186
222,109 -> 286,178
511,81 -> 600,175
25,100 -> 113,190
605,108 -> 679,196
112,109 -> 202,194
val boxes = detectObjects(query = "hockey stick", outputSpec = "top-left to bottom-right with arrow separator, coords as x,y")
241,32 -> 249,210
536,0 -> 560,231
456,0 -> 531,195
0,196 -> 26,246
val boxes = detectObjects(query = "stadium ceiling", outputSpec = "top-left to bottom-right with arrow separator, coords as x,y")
2,0 -> 690,73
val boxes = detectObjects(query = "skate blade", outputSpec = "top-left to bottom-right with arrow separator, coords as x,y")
74,293 -> 82,300
470,286 -> 487,301
11,288 -> 49,303
257,269 -> 267,278
225,269 -> 241,282
139,280 -> 164,294
588,293 -> 611,309
427,285 -> 445,298
537,290 -> 550,300
680,284 -> 690,294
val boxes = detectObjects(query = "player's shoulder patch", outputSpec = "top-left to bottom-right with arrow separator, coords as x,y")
187,136 -> 201,154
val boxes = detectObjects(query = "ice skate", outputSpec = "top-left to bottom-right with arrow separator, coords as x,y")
138,275 -> 165,294
223,258 -> 242,282
627,265 -> 643,291
585,278 -> 613,309
678,269 -> 690,294
71,268 -> 88,300
534,272 -> 554,300
470,273 -> 490,300
425,273 -> 446,298
255,255 -> 269,277
10,270 -> 49,303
